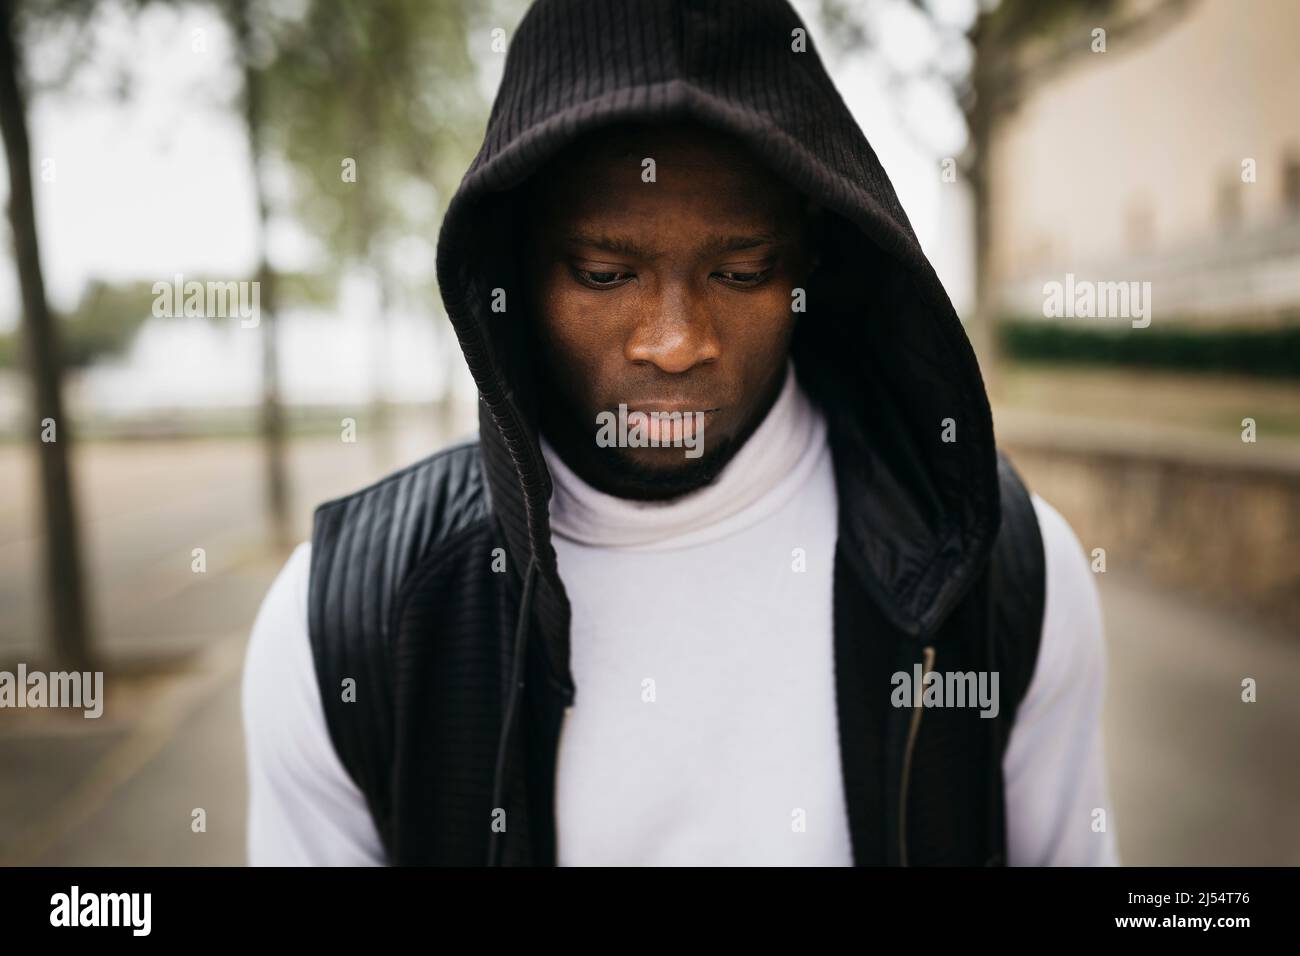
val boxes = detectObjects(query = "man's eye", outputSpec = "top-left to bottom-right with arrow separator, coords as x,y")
574,268 -> 633,288
714,269 -> 771,286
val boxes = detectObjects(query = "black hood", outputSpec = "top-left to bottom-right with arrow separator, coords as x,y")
435,0 -> 1000,701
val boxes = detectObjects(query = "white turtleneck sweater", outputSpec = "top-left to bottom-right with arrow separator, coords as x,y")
243,364 -> 1120,866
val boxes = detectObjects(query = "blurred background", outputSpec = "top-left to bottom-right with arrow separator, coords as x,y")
0,0 -> 1296,866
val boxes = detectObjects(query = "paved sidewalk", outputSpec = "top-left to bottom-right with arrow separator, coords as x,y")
1,418 -> 471,865
0,632 -> 248,866
1100,575 -> 1300,865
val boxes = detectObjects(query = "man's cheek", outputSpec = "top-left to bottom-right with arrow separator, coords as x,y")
721,304 -> 792,348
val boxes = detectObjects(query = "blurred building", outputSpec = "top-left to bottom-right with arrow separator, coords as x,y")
988,0 -> 1300,325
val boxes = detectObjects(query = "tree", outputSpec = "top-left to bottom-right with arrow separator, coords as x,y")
0,0 -> 93,669
956,0 -> 1192,397
816,0 -> 1194,397
221,0 -> 290,548
261,0 -> 494,466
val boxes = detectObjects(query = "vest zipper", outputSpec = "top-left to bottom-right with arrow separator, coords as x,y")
898,644 -> 936,867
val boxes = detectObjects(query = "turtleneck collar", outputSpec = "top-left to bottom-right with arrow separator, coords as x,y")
540,361 -> 828,551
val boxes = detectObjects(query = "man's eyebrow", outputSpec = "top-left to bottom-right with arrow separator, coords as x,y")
563,232 -> 658,259
702,232 -> 782,253
562,231 -> 783,258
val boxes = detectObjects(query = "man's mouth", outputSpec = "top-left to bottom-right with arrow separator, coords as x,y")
623,405 -> 718,444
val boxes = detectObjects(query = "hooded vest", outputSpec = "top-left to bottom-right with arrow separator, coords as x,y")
307,0 -> 1047,866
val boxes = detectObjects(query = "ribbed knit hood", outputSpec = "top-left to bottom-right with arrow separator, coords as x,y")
434,0 -> 1000,704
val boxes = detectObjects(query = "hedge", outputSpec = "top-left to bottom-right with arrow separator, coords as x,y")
998,318 -> 1300,379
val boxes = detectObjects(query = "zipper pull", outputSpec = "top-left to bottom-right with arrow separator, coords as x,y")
899,645 -> 937,867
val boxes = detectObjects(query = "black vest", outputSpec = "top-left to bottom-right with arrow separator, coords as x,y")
306,434 -> 1044,866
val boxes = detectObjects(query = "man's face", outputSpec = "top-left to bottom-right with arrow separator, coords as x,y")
523,121 -> 816,500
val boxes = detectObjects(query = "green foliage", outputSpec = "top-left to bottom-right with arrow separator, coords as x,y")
999,316 -> 1300,379
979,0 -> 1118,44
0,279 -> 155,369
0,271 -> 339,369
260,0 -> 499,279
59,279 -> 158,366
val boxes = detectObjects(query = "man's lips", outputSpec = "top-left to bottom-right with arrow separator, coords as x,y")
620,405 -> 718,444
622,402 -> 721,415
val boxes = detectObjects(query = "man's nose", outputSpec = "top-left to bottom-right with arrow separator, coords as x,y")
624,287 -> 721,373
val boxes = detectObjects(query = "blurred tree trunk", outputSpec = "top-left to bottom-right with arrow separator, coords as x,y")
0,0 -> 92,669
351,73 -> 394,471
263,0 -> 488,465
229,0 -> 290,550
964,16 -> 1001,400
369,259 -> 396,470
956,0 -> 1192,401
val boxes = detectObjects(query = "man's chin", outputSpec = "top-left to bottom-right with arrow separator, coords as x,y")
597,442 -> 737,501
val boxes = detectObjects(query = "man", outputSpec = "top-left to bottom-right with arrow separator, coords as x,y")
243,0 -> 1119,866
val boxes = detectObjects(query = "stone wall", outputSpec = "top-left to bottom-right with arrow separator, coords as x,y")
1001,428 -> 1300,634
